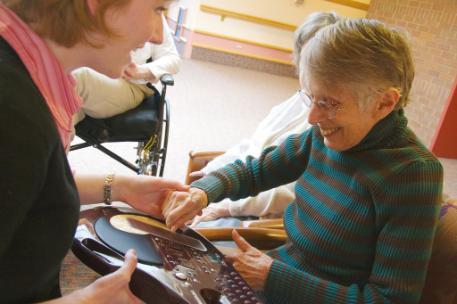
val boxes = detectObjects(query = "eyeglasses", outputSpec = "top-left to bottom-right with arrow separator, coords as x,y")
298,89 -> 342,119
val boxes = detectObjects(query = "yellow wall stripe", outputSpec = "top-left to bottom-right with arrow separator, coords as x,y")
200,5 -> 297,31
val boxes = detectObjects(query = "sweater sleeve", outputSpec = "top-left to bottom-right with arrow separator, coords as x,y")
191,130 -> 313,203
228,183 -> 295,217
264,160 -> 443,304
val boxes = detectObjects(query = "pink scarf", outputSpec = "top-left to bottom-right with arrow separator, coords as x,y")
0,3 -> 82,150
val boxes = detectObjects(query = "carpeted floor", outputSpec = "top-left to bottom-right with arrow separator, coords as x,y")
60,251 -> 100,295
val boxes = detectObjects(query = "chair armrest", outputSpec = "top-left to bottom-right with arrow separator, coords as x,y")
241,218 -> 284,230
160,74 -> 174,86
185,150 -> 225,185
194,227 -> 286,251
419,198 -> 457,304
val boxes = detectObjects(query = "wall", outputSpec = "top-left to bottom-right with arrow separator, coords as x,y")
168,0 -> 369,50
431,79 -> 457,158
168,0 -> 200,30
368,0 -> 457,147
200,0 -> 369,25
196,0 -> 369,50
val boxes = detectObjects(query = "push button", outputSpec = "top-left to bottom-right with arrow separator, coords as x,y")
174,272 -> 187,281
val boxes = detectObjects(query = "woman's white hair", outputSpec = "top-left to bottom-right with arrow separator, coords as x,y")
300,18 -> 414,108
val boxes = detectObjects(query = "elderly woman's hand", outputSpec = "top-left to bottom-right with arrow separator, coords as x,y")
225,230 -> 274,291
190,201 -> 231,227
188,170 -> 206,181
162,187 -> 208,231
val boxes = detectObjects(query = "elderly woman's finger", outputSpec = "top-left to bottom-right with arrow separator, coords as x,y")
165,197 -> 194,230
161,192 -> 177,219
162,191 -> 190,219
231,229 -> 253,252
170,211 -> 198,232
190,214 -> 203,227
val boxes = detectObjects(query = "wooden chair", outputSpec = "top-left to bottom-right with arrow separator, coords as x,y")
185,150 -> 224,185
419,198 -> 457,304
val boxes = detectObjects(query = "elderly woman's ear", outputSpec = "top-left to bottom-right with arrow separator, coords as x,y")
375,87 -> 401,119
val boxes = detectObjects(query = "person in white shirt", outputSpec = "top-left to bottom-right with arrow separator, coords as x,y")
72,17 -> 181,124
191,12 -> 341,224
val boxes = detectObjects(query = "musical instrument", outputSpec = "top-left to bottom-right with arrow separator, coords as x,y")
72,206 -> 264,304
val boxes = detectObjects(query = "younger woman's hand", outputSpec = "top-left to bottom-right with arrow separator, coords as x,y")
114,175 -> 189,218
63,250 -> 142,304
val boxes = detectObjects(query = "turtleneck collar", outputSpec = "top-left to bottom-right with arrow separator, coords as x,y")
345,108 -> 408,153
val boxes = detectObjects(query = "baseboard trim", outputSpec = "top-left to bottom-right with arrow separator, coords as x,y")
194,29 -> 293,53
190,45 -> 297,78
192,43 -> 293,66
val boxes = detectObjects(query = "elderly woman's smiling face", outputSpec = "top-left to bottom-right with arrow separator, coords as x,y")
302,74 -> 390,152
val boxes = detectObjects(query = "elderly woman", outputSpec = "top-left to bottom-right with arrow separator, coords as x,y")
0,1 -> 186,303
164,18 -> 443,304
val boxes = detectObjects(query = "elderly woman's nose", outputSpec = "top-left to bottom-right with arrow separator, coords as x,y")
307,103 -> 326,124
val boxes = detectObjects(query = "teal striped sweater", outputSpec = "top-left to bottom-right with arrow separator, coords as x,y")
192,109 -> 443,304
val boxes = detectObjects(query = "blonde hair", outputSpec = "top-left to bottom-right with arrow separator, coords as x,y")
300,18 -> 414,108
2,0 -> 131,47
293,12 -> 341,70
